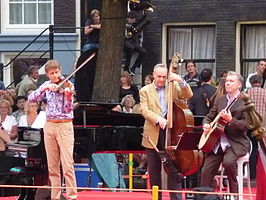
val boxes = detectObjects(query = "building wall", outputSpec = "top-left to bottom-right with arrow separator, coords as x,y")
0,0 -> 79,85
54,0 -> 76,33
142,0 -> 266,77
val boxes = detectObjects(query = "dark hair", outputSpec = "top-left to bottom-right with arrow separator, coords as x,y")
37,99 -> 47,113
15,95 -> 27,104
200,68 -> 212,82
258,59 -> 266,65
185,60 -> 196,69
249,74 -> 262,85
145,74 -> 154,81
219,70 -> 229,78
28,66 -> 39,76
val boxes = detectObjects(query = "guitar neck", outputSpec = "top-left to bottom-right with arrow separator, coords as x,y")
210,97 -> 238,127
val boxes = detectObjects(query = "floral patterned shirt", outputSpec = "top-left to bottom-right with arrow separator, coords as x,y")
28,80 -> 74,120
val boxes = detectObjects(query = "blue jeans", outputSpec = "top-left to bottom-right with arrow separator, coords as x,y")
83,43 -> 99,52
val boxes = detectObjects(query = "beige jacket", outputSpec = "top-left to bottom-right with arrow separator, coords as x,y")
139,82 -> 193,149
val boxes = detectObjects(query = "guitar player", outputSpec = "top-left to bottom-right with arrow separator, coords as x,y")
200,71 -> 250,197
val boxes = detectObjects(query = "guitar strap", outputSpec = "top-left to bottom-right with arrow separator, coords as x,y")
213,97 -> 238,153
226,96 -> 238,109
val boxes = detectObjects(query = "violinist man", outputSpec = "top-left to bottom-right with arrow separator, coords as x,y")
28,60 -> 77,200
139,63 -> 192,200
200,71 -> 249,198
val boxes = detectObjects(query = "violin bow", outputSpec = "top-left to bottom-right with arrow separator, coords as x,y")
57,52 -> 96,88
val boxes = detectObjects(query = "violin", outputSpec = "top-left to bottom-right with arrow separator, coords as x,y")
44,52 -> 96,93
56,77 -> 72,90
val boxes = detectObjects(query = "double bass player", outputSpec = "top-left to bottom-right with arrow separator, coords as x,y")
139,63 -> 192,200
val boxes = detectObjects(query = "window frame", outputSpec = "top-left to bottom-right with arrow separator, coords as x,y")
166,24 -> 216,63
1,0 -> 54,33
162,22 -> 216,77
239,23 -> 266,80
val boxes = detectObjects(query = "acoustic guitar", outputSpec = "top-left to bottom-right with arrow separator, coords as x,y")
198,97 -> 238,153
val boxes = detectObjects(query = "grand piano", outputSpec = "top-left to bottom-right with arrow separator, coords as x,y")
6,102 -> 145,163
3,102 -> 145,198
73,102 -> 145,159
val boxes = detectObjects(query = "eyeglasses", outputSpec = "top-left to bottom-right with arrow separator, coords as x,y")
0,106 -> 8,109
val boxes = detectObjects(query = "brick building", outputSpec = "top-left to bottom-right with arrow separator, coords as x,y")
141,0 -> 266,81
1,0 -> 266,86
0,0 -> 78,85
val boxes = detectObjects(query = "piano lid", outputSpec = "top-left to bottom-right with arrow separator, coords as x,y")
78,101 -> 118,110
74,102 -> 144,127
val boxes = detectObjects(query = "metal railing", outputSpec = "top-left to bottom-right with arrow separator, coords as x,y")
1,25 -> 83,88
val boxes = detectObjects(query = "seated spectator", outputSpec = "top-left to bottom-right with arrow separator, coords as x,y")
0,89 -> 14,106
113,94 -> 135,113
124,11 -> 146,75
0,99 -> 24,175
38,99 -> 47,113
144,74 -> 153,86
83,9 -> 101,52
12,96 -> 27,124
19,101 -> 38,127
16,66 -> 39,97
119,71 -> 140,104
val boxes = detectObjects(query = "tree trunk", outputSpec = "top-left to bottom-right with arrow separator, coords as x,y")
92,0 -> 127,102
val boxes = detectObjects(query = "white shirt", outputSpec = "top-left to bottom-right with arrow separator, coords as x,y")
0,115 -> 17,133
18,111 -> 46,129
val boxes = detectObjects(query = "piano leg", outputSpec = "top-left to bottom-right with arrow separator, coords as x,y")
16,188 -> 26,200
15,175 -> 34,200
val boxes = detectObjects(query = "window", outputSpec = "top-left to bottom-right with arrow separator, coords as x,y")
167,25 -> 216,77
9,0 -> 52,25
241,24 -> 266,80
1,0 -> 53,33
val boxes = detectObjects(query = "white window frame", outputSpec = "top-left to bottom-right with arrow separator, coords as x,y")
1,0 -> 54,34
236,21 -> 266,79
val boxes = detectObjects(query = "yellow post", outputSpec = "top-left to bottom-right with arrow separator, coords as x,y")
152,185 -> 159,200
128,153 -> 133,190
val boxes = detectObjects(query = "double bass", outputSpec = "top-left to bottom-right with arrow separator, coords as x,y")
165,52 -> 203,176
